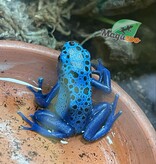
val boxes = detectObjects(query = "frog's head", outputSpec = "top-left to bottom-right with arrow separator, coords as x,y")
58,41 -> 91,75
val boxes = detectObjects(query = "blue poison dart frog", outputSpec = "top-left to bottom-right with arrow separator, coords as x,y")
18,41 -> 122,142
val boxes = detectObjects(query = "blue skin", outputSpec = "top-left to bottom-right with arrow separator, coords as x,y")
18,41 -> 122,142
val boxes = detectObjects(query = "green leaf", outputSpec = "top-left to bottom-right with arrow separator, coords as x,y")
112,19 -> 141,37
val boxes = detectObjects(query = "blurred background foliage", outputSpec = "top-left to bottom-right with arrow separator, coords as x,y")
0,0 -> 156,128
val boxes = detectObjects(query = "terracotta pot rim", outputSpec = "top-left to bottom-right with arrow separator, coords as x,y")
112,81 -> 156,159
0,40 -> 156,161
0,40 -> 60,59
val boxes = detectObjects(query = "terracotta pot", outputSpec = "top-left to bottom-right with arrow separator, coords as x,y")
0,40 -> 155,164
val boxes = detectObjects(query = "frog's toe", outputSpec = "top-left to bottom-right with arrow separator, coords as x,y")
97,58 -> 103,65
107,94 -> 122,122
37,77 -> 44,88
17,111 -> 38,131
20,125 -> 33,130
17,111 -> 34,126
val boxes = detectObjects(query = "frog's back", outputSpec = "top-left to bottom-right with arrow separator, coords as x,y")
55,41 -> 92,133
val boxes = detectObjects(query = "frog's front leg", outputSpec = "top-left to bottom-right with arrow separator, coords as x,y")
28,77 -> 59,108
17,110 -> 75,139
91,59 -> 111,93
83,94 -> 122,142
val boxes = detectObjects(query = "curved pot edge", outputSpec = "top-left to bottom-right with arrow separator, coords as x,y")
0,40 -> 60,58
112,81 -> 156,160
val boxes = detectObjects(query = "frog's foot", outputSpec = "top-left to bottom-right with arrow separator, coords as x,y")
92,59 -> 103,78
91,59 -> 110,82
91,59 -> 111,93
27,77 -> 47,107
28,77 -> 44,92
17,110 -> 75,139
83,94 -> 122,142
28,77 -> 59,108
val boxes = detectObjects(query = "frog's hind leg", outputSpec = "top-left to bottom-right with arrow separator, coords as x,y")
91,59 -> 111,93
17,110 -> 75,139
83,94 -> 122,142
